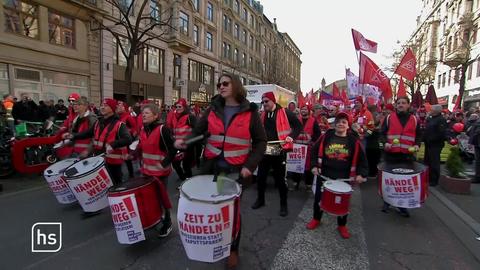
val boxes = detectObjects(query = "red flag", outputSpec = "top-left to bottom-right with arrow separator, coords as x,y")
397,77 -> 407,98
332,83 -> 340,99
308,88 -> 315,105
341,89 -> 350,106
352,29 -> 378,53
453,93 -> 461,111
395,48 -> 416,81
359,52 -> 393,100
296,90 -> 306,108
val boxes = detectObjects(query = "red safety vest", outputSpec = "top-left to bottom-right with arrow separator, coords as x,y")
295,117 -> 315,145
93,120 -> 128,165
119,112 -> 136,137
140,125 -> 172,177
171,114 -> 192,140
261,108 -> 292,150
204,111 -> 252,166
386,113 -> 417,154
72,115 -> 93,154
316,133 -> 361,179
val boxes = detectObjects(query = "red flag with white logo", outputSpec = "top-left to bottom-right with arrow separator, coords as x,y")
397,77 -> 407,98
341,89 -> 350,106
352,29 -> 378,53
359,52 -> 393,100
395,48 -> 417,81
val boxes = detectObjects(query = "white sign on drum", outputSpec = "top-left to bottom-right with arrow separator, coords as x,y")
108,193 -> 145,244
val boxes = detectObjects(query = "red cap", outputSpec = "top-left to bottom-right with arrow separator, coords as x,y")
103,98 -> 117,112
175,98 -> 188,108
335,111 -> 352,125
262,92 -> 276,103
117,101 -> 129,111
68,93 -> 80,101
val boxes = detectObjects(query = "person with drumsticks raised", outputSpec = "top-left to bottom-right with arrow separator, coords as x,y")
252,91 -> 302,217
381,96 -> 422,217
309,112 -> 368,238
134,103 -> 177,238
175,73 -> 266,269
64,98 -> 132,186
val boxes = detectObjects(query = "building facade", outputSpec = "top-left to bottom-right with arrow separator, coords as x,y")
0,0 -> 103,105
400,0 -> 480,110
0,0 -> 301,106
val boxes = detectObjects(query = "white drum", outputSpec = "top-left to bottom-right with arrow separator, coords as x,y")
43,158 -> 78,204
64,156 -> 113,212
178,175 -> 241,263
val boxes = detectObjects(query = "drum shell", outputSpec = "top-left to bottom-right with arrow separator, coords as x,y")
64,157 -> 113,212
108,177 -> 162,229
320,182 -> 352,216
44,158 -> 78,204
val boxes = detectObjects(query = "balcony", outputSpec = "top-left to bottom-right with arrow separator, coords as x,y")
167,32 -> 194,53
443,47 -> 469,67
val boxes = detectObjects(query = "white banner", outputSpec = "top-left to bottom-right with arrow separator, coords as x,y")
346,69 -> 360,97
108,194 -> 146,244
68,167 -> 113,212
286,144 -> 308,173
177,197 -> 235,262
360,84 -> 381,104
381,171 -> 422,208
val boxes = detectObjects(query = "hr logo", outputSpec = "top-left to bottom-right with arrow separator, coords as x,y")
31,222 -> 62,253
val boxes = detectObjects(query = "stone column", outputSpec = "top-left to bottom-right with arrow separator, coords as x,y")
101,30 -> 114,101
164,49 -> 174,105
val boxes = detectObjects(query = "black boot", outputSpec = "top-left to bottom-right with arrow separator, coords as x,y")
251,198 -> 265,209
279,204 -> 288,217
157,210 -> 173,237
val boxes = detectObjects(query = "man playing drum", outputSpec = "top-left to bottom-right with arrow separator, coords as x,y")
175,73 -> 266,269
252,91 -> 302,217
381,96 -> 421,217
135,103 -> 177,237
309,112 -> 368,238
64,98 -> 132,186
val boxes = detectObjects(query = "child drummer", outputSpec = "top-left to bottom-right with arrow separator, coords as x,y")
308,112 -> 368,238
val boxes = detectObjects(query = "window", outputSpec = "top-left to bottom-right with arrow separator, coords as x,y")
242,29 -> 247,44
207,2 -> 213,21
147,47 -> 160,73
243,8 -> 247,21
223,15 -> 231,32
114,37 -> 130,67
150,0 -> 161,21
249,57 -> 253,70
193,24 -> 199,45
193,0 -> 199,11
468,63 -> 473,80
249,35 -> 253,49
440,47 -> 444,62
189,60 -> 199,81
473,26 -> 478,44
179,11 -> 189,35
234,23 -> 239,39
227,44 -> 231,60
234,48 -> 239,63
250,14 -> 254,27
4,0 -> 39,38
448,70 -> 452,85
206,32 -> 213,51
234,0 -> 239,13
454,68 -> 460,83
203,65 -> 213,85
442,72 -> 446,87
477,59 -> 480,77
242,52 -> 246,67
222,42 -> 227,58
174,54 -> 181,79
119,0 -> 133,15
48,10 -> 75,48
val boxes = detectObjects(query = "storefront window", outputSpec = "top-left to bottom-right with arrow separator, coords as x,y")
0,63 -> 10,97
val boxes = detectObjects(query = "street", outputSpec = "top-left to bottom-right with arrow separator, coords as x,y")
1,169 -> 480,270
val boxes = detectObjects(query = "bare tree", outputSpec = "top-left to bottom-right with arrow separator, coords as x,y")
90,0 -> 174,104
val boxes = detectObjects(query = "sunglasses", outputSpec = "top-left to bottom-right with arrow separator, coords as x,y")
176,105 -> 183,109
68,99 -> 75,103
261,100 -> 270,104
216,81 -> 230,88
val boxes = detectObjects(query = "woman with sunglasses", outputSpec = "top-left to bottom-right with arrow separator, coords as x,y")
175,73 -> 266,269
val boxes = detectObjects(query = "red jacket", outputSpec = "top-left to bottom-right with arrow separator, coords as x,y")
295,116 -> 315,145
139,125 -> 172,177
204,110 -> 252,165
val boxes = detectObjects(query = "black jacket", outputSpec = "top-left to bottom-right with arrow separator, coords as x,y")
423,114 -> 447,146
191,95 -> 267,173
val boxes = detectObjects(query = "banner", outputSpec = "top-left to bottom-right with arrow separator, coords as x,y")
177,198 -> 235,262
360,84 -> 381,104
286,144 -> 308,173
380,171 -> 422,208
346,69 -> 360,97
108,194 -> 145,244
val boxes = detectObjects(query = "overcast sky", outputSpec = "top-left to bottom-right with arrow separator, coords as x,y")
259,0 -> 423,92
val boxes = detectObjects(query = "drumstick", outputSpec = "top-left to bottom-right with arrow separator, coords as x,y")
185,134 -> 205,145
267,140 -> 286,144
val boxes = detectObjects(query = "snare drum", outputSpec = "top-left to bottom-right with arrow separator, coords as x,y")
108,176 -> 163,244
44,158 -> 78,204
64,156 -> 113,212
265,144 -> 282,156
178,175 -> 241,263
320,180 -> 352,216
